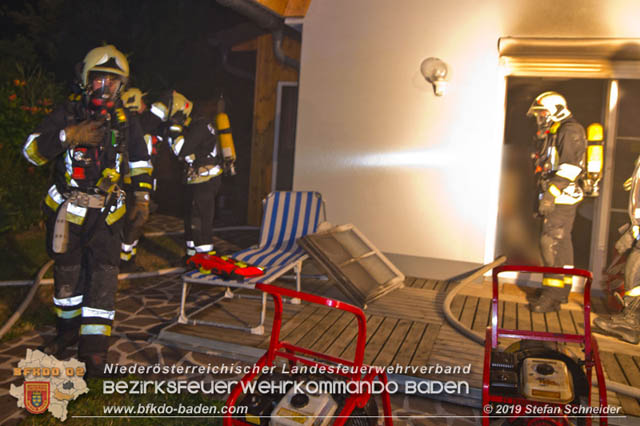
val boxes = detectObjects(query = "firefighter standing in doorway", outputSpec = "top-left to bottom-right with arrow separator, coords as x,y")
23,45 -> 152,376
595,156 -> 640,344
527,91 -> 587,313
150,92 -> 235,258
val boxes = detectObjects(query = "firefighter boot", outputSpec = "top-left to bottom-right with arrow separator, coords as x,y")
530,287 -> 567,313
78,335 -> 110,379
37,317 -> 80,358
594,297 -> 640,344
119,258 -> 143,273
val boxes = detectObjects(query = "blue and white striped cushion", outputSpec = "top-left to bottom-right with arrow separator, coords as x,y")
183,191 -> 323,284
235,192 -> 322,267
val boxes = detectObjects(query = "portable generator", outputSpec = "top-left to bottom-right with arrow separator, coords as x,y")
482,265 -> 608,426
237,372 -> 378,426
224,283 -> 392,426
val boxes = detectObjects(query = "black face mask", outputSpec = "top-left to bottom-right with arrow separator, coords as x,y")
87,73 -> 122,114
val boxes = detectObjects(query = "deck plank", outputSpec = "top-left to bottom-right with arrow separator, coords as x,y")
570,309 -> 585,335
530,309 -> 547,333
373,319 -> 412,366
426,279 -> 441,290
558,309 -> 577,335
431,280 -> 445,291
616,353 -> 640,390
295,309 -> 344,350
459,296 -> 478,330
391,322 -> 427,367
409,323 -> 442,367
363,317 -> 399,365
341,315 -> 384,361
472,298 -> 491,334
309,311 -> 353,354
503,301 -> 517,330
516,302 -> 532,331
412,278 -> 427,289
282,306 -> 333,346
600,351 -> 640,416
259,304 -> 318,348
324,315 -> 368,359
545,311 -> 562,334
450,295 -> 464,320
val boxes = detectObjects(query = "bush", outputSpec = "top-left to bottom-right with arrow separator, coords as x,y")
0,64 -> 63,232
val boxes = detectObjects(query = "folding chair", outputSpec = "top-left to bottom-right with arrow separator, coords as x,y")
178,191 -> 325,335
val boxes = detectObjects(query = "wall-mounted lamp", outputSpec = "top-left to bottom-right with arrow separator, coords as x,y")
420,57 -> 449,96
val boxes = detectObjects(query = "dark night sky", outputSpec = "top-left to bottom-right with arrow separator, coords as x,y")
1,0 -> 255,103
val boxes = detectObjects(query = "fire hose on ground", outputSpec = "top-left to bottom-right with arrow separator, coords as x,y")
0,260 -> 186,341
442,256 -> 640,401
0,225 -> 258,340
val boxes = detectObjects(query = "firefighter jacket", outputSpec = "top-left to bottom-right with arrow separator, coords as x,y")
22,99 -> 153,226
138,109 -> 164,162
538,117 -> 587,206
120,109 -> 164,189
173,117 -> 223,185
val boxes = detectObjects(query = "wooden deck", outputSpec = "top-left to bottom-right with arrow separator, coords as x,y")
157,272 -> 640,418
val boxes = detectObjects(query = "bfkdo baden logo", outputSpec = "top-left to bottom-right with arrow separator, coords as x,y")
24,381 -> 50,414
10,349 -> 89,422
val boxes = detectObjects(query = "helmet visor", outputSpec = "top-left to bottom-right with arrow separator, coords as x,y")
89,72 -> 122,102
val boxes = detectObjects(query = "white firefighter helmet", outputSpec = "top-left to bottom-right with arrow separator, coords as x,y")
170,91 -> 193,121
81,45 -> 129,87
121,87 -> 145,113
149,90 -> 193,124
81,45 -> 129,110
527,91 -> 572,128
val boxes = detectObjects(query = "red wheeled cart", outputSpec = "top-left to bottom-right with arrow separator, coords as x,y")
224,283 -> 394,426
482,265 -> 608,426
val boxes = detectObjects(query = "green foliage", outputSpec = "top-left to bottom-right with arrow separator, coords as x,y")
0,63 -> 63,232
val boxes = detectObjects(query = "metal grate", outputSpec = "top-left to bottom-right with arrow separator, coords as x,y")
299,224 -> 405,307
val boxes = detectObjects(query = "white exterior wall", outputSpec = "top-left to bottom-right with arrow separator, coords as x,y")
293,0 -> 640,265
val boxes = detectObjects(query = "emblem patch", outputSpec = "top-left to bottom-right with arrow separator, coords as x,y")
24,381 -> 50,414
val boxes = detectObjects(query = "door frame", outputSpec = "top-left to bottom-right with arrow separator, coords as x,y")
271,81 -> 299,192
498,37 -> 640,291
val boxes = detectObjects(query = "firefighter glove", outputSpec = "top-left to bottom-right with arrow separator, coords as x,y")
128,191 -> 150,228
62,120 -> 105,148
538,191 -> 555,216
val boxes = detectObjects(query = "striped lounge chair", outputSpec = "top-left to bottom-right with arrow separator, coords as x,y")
178,191 -> 325,335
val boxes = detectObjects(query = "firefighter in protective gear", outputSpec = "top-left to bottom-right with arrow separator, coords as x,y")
527,91 -> 587,313
23,45 -> 152,377
150,91 -> 223,257
594,156 -> 640,343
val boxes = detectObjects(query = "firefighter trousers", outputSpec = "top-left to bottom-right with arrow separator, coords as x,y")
44,205 -> 122,362
121,188 -> 147,262
184,176 -> 222,254
539,203 -> 578,300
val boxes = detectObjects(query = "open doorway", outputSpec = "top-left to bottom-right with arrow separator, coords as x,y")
495,77 -> 608,270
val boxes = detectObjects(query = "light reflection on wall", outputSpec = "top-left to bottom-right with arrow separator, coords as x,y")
356,149 -> 454,169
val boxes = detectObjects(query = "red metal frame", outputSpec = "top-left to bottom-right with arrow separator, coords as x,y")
224,283 -> 393,426
482,265 -> 608,426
